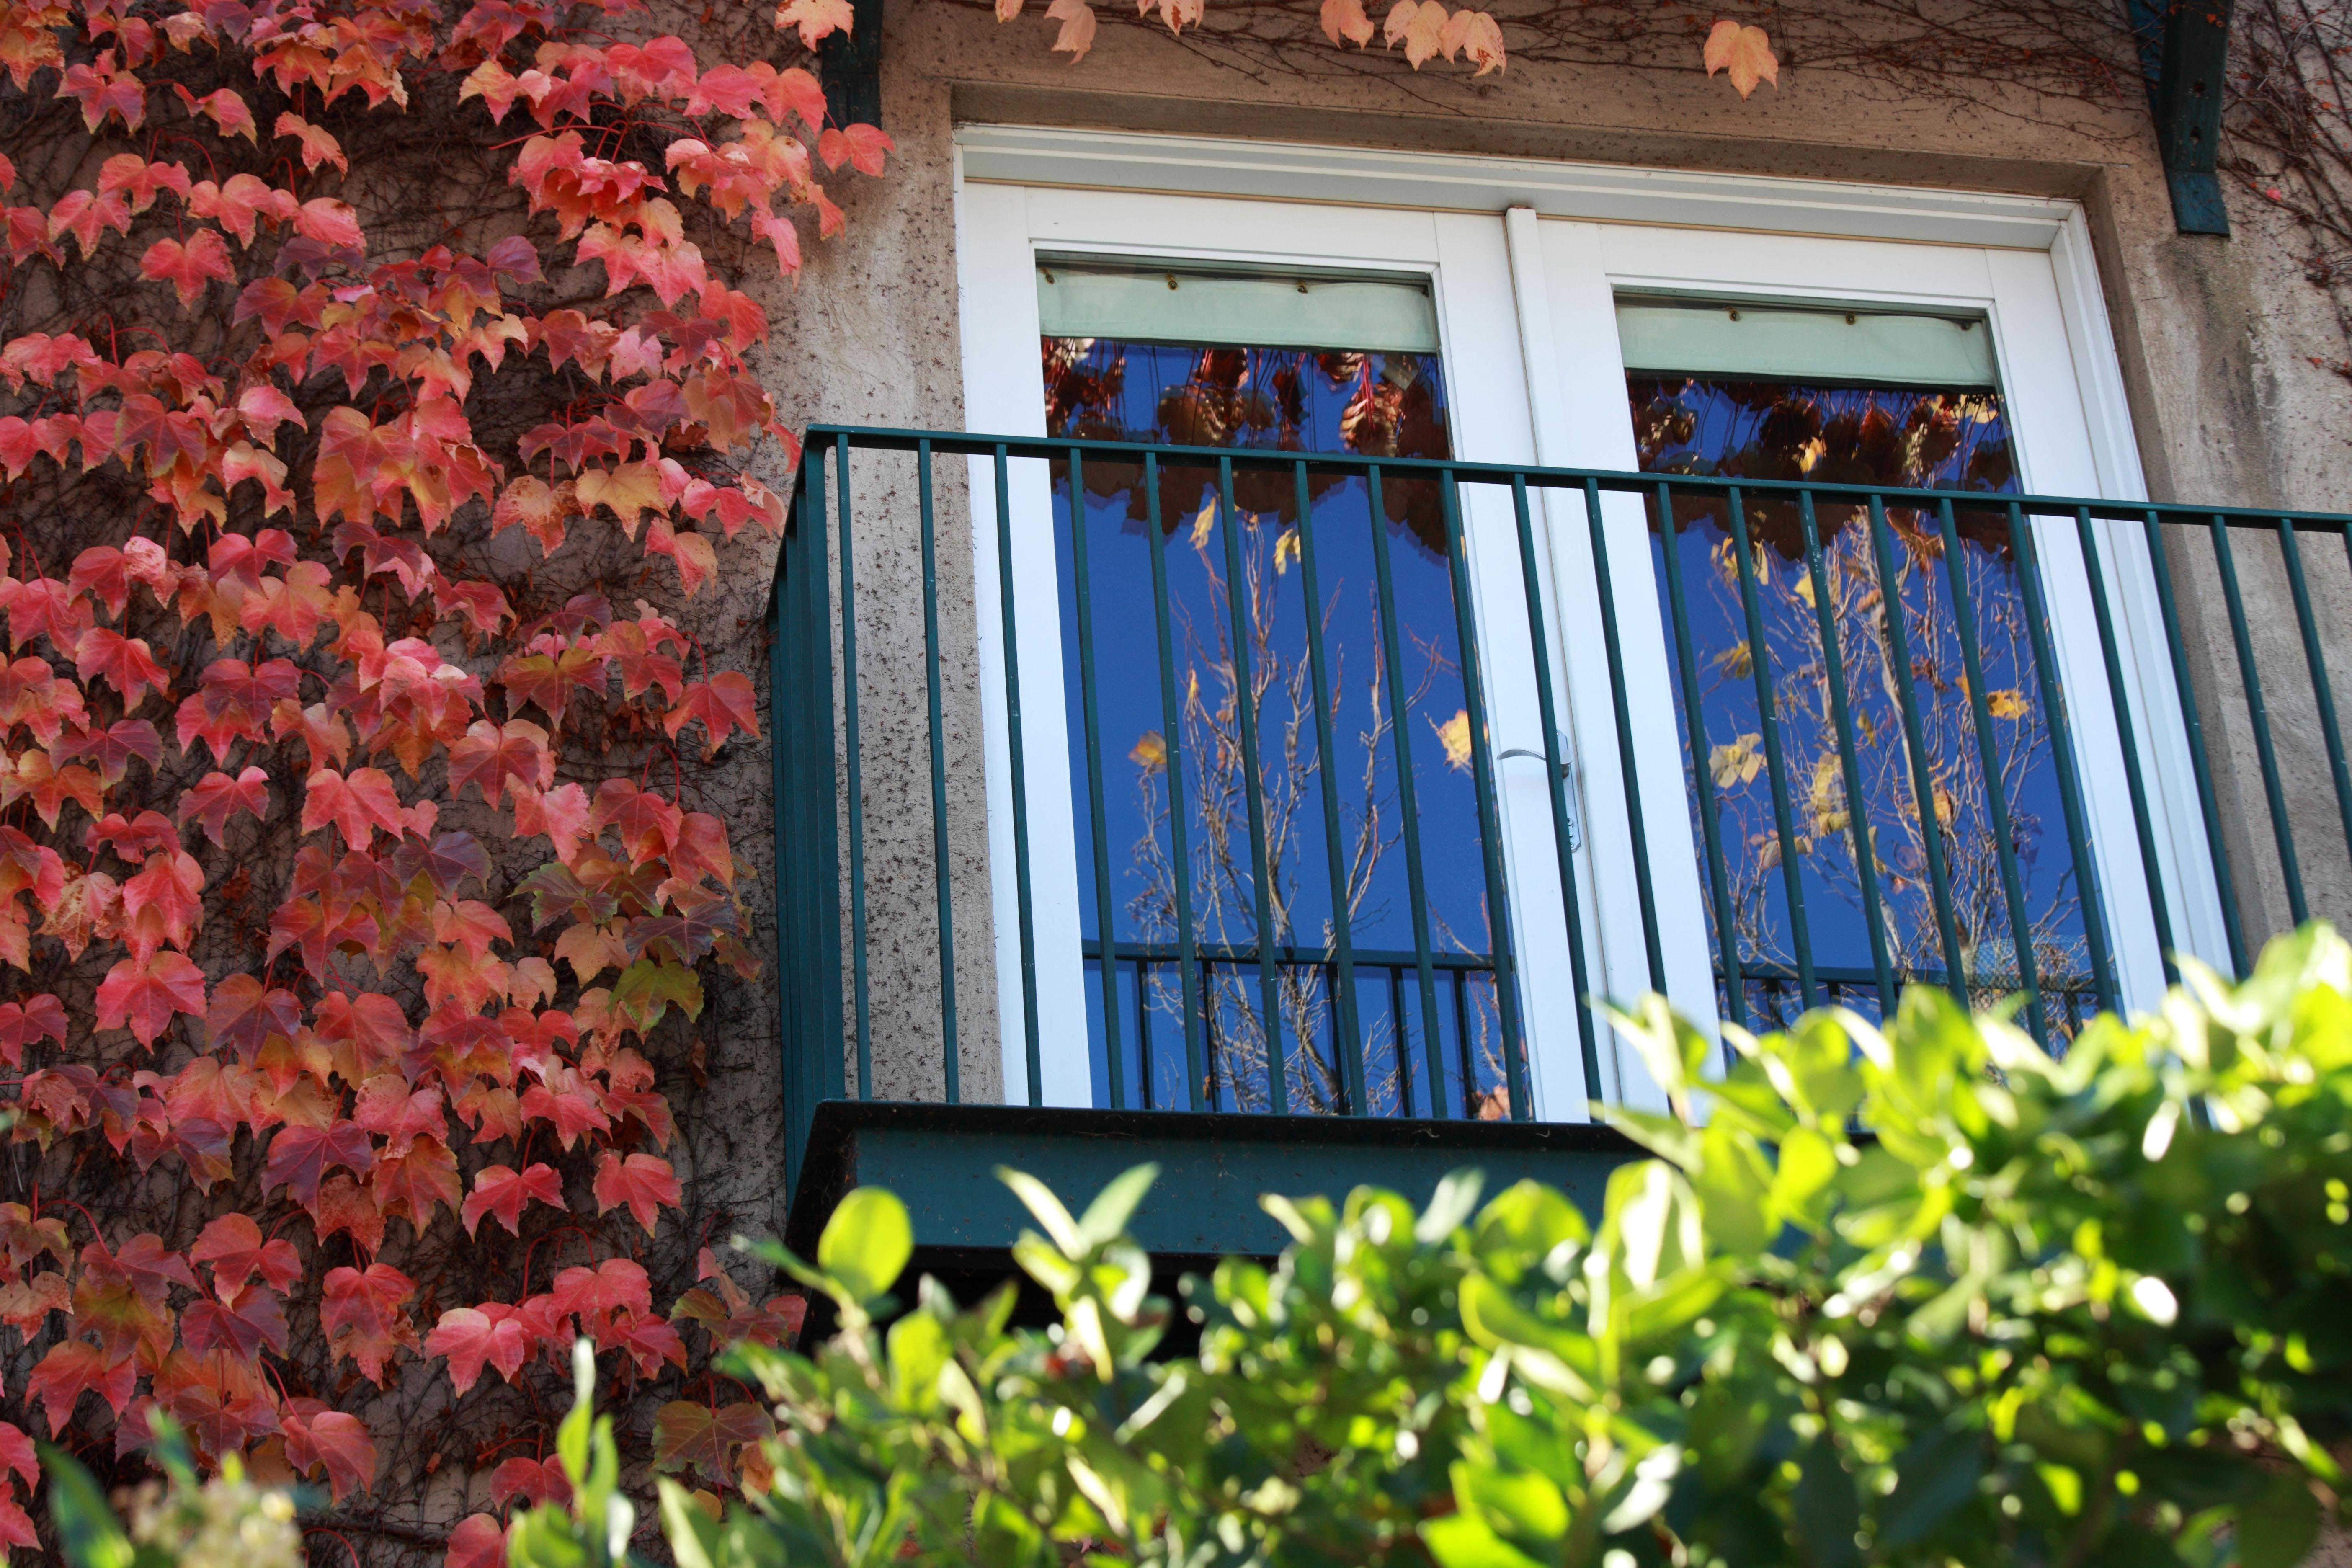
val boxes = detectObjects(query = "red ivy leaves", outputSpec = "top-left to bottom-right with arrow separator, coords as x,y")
0,0 -> 859,1532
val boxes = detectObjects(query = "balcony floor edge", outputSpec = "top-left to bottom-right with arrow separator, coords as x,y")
783,1099 -> 1649,1263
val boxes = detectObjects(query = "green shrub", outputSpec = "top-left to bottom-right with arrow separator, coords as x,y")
50,925 -> 2352,1568
694,925 -> 2352,1568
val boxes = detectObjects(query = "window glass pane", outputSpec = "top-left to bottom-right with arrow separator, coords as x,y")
1629,370 -> 2096,1042
1045,328 -> 1513,1117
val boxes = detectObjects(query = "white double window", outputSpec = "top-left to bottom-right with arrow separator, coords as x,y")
953,128 -> 2223,1118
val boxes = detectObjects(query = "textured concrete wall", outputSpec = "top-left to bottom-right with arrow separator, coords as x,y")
727,0 -> 2352,1167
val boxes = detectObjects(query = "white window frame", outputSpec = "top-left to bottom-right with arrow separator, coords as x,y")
953,126 -> 2225,1116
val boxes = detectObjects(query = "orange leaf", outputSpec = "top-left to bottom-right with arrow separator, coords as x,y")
1440,7 -> 1505,72
774,0 -> 855,48
1702,19 -> 1779,96
1384,0 -> 1449,64
1046,0 -> 1098,58
1321,0 -> 1375,44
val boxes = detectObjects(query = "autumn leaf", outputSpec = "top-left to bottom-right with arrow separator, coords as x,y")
181,1286 -> 291,1357
0,993 -> 65,1066
264,1120 -> 376,1210
1986,688 -> 2031,720
283,1401 -> 377,1502
274,111 -> 348,173
1710,732 -> 1766,789
1322,0 -> 1376,45
462,1162 -> 565,1238
774,0 -> 855,47
28,1340 -> 135,1431
1385,0 -> 1449,65
654,1400 -> 774,1480
301,766 -> 405,847
189,1212 -> 301,1303
1440,6 -> 1505,71
95,950 -> 206,1046
594,1150 -> 683,1233
139,230 -> 234,306
490,1455 -> 571,1508
445,1515 -> 507,1568
1274,527 -> 1300,574
1703,18 -> 1779,97
1434,709 -> 1473,771
1046,0 -> 1098,58
321,1262 -> 418,1386
449,718 -> 554,807
817,124 -> 895,177
1130,730 -> 1168,771
664,673 -> 759,756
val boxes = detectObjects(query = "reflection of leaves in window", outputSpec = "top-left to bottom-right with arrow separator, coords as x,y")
1631,374 -> 2094,1038
1710,733 -> 1765,788
1433,710 -> 1472,771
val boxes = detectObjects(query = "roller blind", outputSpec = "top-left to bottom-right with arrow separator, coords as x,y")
1037,261 -> 1442,353
1614,297 -> 1999,388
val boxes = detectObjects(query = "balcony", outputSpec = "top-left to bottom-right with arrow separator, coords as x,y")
766,426 -> 2352,1261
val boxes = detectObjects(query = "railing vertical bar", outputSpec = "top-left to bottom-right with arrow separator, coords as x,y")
1216,457 -> 1289,1115
1934,498 -> 2047,1042
1439,473 -> 1530,1120
1144,454 -> 1208,1107
1135,958 -> 1154,1110
2006,503 -> 2118,1016
2207,513 -> 2306,924
993,446 -> 1044,1105
799,459 -> 846,1110
1652,480 -> 1744,1027
1365,464 -> 1452,1114
916,440 -> 959,1101
1388,963 -> 1413,1114
2141,508 -> 2248,974
1583,478 -> 1668,995
1203,960 -> 1223,1110
1725,486 -> 1819,1008
1064,449 -> 1125,1110
1508,475 -> 1603,1107
1864,495 -> 1970,1001
1291,460 -> 1369,1114
831,436 -> 871,1100
2274,518 -> 2352,867
1450,966 -> 1475,1117
771,477 -> 802,1180
2070,507 -> 2176,981
1796,492 -> 1898,1019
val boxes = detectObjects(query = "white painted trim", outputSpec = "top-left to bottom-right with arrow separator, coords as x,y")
955,125 -> 2081,251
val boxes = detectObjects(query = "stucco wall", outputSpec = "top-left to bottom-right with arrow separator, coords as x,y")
728,0 -> 2352,1185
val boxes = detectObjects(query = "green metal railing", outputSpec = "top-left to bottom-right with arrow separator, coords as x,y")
771,426 -> 2352,1183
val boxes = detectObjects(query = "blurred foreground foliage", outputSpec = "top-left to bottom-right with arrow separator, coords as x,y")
64,924 -> 2352,1568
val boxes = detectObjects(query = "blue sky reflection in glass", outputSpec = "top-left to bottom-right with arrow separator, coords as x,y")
1042,335 -> 1514,1119
1629,375 -> 2096,1039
